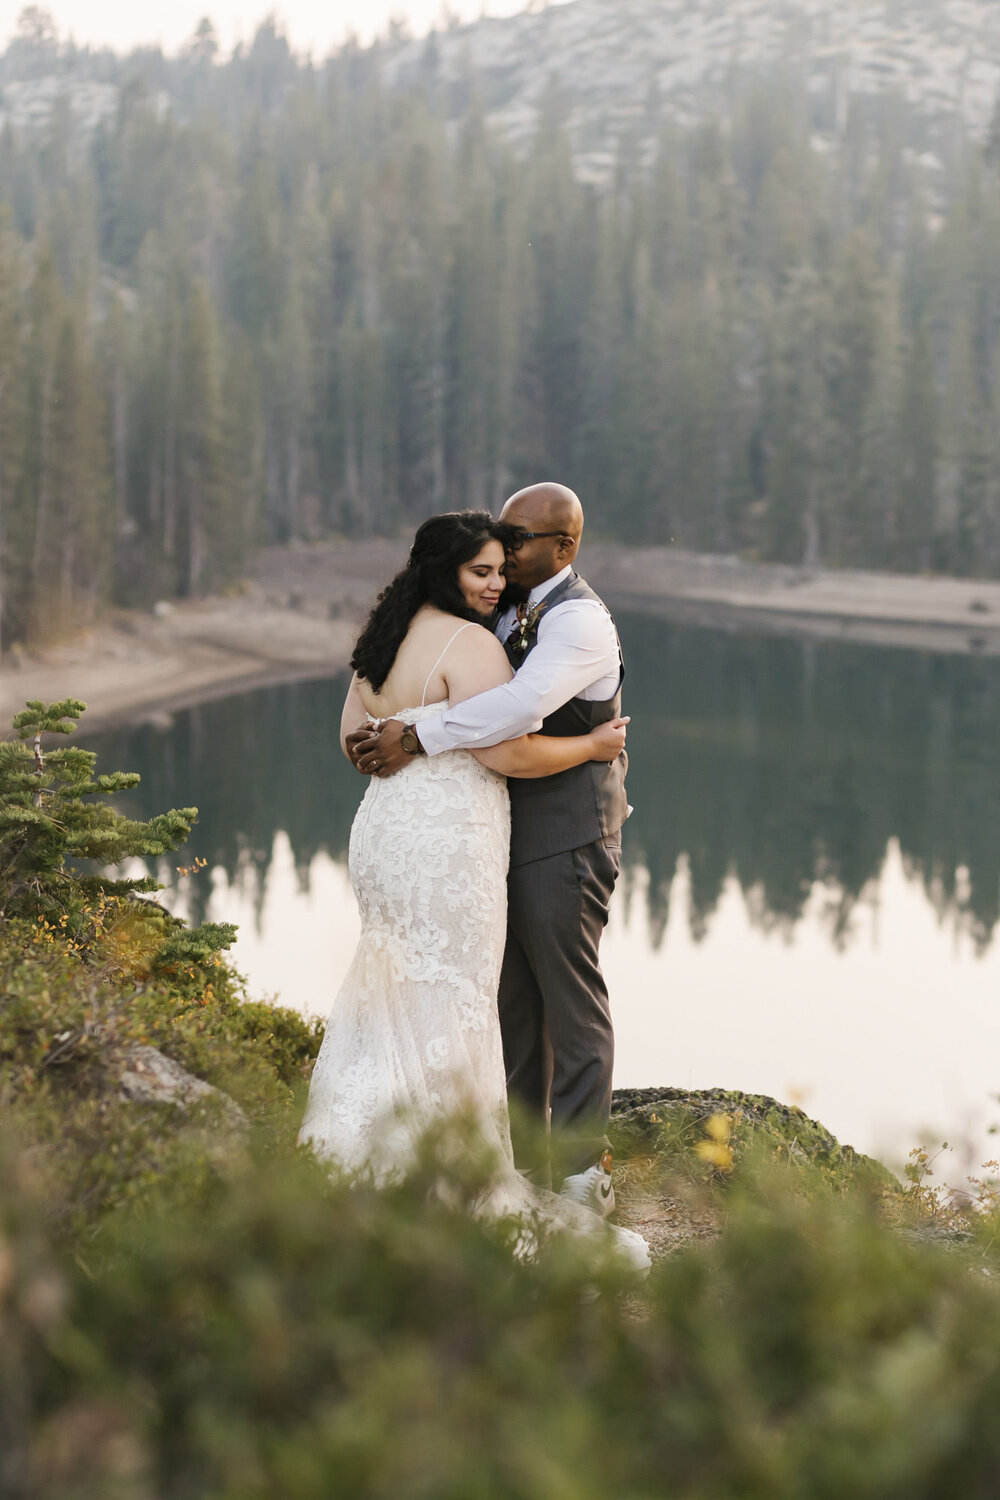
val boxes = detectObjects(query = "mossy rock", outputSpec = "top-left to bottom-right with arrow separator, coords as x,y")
610,1085 -> 897,1194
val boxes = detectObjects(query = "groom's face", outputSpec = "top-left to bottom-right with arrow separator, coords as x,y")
500,501 -> 572,594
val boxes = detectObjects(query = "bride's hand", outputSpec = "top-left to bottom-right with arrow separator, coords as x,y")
345,721 -> 381,772
588,716 -> 629,761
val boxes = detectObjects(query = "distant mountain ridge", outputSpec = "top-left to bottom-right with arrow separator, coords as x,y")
3,2 -> 998,169
385,0 -> 1000,172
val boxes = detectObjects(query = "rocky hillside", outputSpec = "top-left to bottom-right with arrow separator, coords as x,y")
3,2 -> 997,177
386,0 -> 1000,178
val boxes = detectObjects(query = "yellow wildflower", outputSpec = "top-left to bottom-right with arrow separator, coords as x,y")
694,1113 -> 734,1173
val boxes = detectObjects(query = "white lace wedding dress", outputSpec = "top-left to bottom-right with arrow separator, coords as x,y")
299,698 -> 650,1271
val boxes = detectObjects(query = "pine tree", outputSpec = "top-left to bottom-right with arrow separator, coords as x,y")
0,697 -> 235,971
0,212 -> 25,653
178,278 -> 227,595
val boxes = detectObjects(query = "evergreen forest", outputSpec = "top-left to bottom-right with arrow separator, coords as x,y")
1,8 -> 1000,647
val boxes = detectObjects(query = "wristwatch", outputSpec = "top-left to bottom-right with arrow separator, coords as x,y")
400,725 -> 425,756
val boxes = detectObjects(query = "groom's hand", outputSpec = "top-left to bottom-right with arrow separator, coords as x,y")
348,719 -> 410,777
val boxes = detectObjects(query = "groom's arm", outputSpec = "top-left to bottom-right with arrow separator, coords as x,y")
419,606 -> 612,752
423,601 -> 619,753
353,604 -> 617,774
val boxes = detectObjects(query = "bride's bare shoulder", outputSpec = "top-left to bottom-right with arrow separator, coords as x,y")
410,608 -> 500,658
450,621 -> 506,661
444,621 -> 511,700
393,606 -> 455,654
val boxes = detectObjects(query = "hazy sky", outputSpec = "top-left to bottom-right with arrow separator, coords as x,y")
0,0 -> 556,56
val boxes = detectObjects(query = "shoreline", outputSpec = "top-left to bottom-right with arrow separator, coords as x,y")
6,538 -> 1000,734
587,544 -> 1000,657
0,594 -> 360,737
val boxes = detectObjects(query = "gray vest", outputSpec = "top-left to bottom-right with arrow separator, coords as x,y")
503,572 -> 629,867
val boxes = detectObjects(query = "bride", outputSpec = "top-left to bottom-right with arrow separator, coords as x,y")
299,511 -> 649,1270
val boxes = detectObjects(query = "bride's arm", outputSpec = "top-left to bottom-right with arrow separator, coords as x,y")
340,674 -> 372,760
473,719 -> 628,777
443,633 -> 627,778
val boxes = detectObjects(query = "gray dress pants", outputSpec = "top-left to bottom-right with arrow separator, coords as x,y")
497,830 -> 622,1178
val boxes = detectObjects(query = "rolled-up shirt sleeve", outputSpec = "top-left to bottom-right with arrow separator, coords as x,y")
416,602 -> 620,756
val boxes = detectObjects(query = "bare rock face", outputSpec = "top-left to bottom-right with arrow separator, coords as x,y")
385,0 -> 1000,183
111,1045 -> 247,1133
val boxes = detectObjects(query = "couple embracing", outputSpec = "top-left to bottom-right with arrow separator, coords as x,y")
299,484 -> 649,1270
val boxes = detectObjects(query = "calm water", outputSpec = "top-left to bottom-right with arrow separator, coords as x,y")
94,614 -> 1000,1179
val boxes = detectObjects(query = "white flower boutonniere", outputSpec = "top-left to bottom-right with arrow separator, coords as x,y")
510,601 -> 548,654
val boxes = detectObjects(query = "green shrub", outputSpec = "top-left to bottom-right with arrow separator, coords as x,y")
0,701 -> 324,1239
7,696 -> 999,1498
0,925 -> 326,1237
3,1124 -> 1000,1500
217,999 -> 325,1087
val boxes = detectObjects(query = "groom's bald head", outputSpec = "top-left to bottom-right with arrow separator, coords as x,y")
499,482 -> 584,593
500,482 -> 584,541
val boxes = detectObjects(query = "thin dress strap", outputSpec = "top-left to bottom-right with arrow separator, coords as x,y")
420,622 -> 476,706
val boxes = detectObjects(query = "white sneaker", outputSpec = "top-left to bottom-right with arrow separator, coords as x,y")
610,1225 -> 652,1276
560,1153 -> 616,1219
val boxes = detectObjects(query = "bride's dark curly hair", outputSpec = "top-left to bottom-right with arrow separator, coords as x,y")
351,510 -> 511,692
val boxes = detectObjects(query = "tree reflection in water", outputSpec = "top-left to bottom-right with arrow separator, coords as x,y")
92,616 -> 1000,954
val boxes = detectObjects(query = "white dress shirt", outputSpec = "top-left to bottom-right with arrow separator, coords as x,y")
417,565 -> 623,756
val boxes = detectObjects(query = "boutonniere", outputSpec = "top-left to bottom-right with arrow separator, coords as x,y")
510,601 -> 548,653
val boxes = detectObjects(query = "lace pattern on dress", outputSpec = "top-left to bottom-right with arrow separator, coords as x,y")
299,703 -> 512,1179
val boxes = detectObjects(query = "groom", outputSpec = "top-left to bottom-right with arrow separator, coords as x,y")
349,483 -> 629,1215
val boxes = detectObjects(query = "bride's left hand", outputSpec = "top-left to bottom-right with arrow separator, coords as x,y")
345,722 -> 380,773
588,716 -> 629,761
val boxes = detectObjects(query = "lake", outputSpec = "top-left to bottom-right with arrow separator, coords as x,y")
93,613 -> 1000,1183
